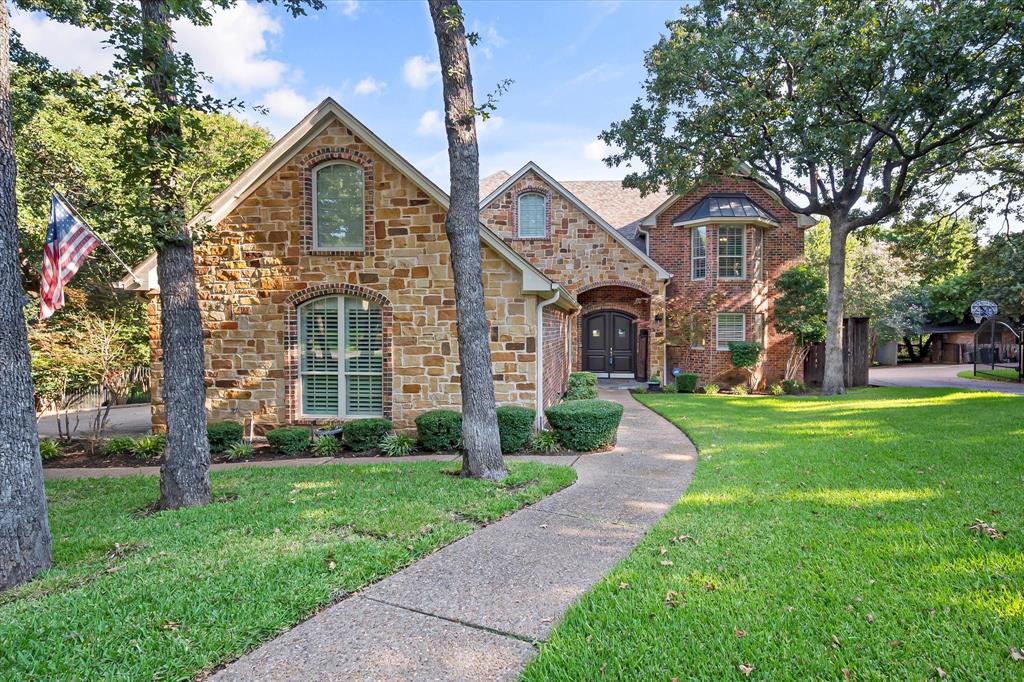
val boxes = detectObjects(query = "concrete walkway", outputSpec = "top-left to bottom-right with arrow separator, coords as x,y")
212,388 -> 697,681
870,363 -> 1024,396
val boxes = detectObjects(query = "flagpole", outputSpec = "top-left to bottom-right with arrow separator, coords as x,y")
49,184 -> 140,284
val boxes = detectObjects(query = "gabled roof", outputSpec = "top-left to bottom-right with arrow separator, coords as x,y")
671,193 -> 779,228
480,171 -> 511,198
479,162 -> 671,281
119,98 -> 573,309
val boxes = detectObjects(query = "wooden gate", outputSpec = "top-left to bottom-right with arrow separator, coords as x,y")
803,317 -> 870,388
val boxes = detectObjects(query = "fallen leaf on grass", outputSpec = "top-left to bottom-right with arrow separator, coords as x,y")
162,621 -> 180,630
618,582 -> 629,590
738,663 -> 754,677
831,634 -> 841,649
968,519 -> 1005,539
703,581 -> 717,591
842,669 -> 850,680
936,667 -> 946,679
660,560 -> 674,567
735,628 -> 746,638
665,590 -> 683,608
866,614 -> 875,623
1011,647 -> 1024,662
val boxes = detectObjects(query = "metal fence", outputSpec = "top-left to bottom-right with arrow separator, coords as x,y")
56,364 -> 151,413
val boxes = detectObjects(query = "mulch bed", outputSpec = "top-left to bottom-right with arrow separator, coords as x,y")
43,440 -> 582,470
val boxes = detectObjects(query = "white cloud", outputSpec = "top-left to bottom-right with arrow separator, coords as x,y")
339,0 -> 360,17
261,87 -> 315,121
417,110 -> 445,136
470,21 -> 507,60
11,9 -> 113,74
478,115 -> 505,139
583,139 -> 616,162
403,55 -> 441,89
176,3 -> 287,93
353,76 -> 386,96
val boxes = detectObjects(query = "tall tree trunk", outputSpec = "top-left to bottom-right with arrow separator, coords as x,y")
428,0 -> 506,481
822,223 -> 849,395
0,2 -> 52,589
141,0 -> 211,508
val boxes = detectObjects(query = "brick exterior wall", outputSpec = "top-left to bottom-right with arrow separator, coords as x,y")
650,177 -> 805,386
542,307 -> 570,409
480,170 -> 666,380
147,120 -> 540,433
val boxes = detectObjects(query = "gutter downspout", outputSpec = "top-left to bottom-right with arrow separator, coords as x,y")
535,287 -> 562,430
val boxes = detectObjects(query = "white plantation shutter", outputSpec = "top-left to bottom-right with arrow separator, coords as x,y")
716,313 -> 746,350
718,226 -> 746,279
692,226 -> 707,280
300,298 -> 340,415
299,296 -> 384,417
517,193 -> 546,238
344,297 -> 384,416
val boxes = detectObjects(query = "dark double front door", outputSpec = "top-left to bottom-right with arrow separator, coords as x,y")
583,312 -> 635,376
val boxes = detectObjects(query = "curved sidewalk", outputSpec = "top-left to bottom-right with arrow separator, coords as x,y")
213,388 -> 698,681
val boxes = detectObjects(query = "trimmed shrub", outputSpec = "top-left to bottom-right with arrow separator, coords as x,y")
703,383 -> 721,395
531,430 -> 558,453
496,405 -> 535,453
544,399 -> 623,452
733,384 -> 749,396
769,383 -> 784,396
225,441 -> 255,461
267,426 -> 310,456
728,341 -> 763,369
782,379 -> 805,395
132,434 -> 166,460
313,435 -> 343,456
565,371 -> 599,400
380,432 -> 416,457
103,435 -> 136,457
415,410 -> 462,452
676,372 -> 699,393
207,421 -> 244,453
39,438 -> 63,461
343,418 -> 392,452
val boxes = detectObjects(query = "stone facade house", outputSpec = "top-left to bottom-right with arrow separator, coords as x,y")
123,98 -> 810,435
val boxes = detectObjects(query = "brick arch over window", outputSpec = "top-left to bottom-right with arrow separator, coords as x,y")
575,280 -> 654,297
284,283 -> 393,422
299,146 -> 375,257
512,186 -> 552,239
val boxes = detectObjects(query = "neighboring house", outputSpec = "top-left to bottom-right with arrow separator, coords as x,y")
122,98 -> 809,435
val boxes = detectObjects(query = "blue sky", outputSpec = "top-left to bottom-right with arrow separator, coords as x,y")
14,0 -> 682,188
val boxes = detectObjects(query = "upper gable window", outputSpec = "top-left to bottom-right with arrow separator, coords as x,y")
314,162 -> 364,250
517,192 -> 547,238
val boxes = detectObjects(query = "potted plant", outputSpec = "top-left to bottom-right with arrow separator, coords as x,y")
647,372 -> 662,392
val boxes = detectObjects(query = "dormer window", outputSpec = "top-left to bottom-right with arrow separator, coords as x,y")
517,192 -> 547,238
314,162 -> 364,250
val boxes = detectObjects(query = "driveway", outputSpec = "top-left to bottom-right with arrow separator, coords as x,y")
870,363 -> 1024,396
37,404 -> 152,439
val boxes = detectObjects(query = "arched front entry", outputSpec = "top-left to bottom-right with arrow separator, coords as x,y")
582,311 -> 636,377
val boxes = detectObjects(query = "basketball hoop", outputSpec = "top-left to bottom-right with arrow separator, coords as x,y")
971,300 -> 998,324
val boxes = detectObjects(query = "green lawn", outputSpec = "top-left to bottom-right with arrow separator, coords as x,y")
524,388 -> 1024,681
0,461 -> 574,681
958,367 -> 1021,383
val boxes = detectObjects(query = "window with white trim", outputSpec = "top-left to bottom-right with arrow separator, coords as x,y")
691,225 -> 707,280
517,192 -> 546,238
753,227 -> 764,281
314,162 -> 364,250
717,225 -> 746,279
299,296 -> 383,417
716,312 -> 745,350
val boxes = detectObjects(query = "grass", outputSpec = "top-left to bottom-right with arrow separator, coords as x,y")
0,460 -> 574,681
523,388 -> 1024,681
958,367 -> 1021,383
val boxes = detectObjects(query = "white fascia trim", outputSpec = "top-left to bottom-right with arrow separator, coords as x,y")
118,98 -> 556,296
480,161 -> 672,282
671,216 -> 780,229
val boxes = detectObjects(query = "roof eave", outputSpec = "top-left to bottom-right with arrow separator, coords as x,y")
671,216 -> 781,229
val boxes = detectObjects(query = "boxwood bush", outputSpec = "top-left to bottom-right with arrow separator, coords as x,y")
343,418 -> 392,452
266,426 -> 310,456
676,372 -> 699,393
565,371 -> 599,400
496,405 -> 535,453
415,409 -> 462,452
207,421 -> 244,453
544,399 -> 623,452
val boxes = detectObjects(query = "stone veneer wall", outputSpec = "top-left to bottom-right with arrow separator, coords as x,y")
480,170 -> 665,380
147,120 -> 538,433
650,177 -> 804,386
542,307 -> 570,410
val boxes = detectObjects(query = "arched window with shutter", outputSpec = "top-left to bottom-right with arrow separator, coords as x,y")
313,162 -> 365,250
517,192 -> 547,238
299,296 -> 383,417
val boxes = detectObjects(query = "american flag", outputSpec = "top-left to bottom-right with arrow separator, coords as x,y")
39,194 -> 101,320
